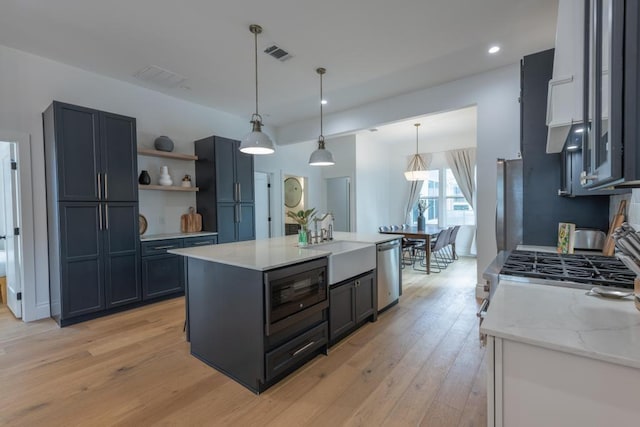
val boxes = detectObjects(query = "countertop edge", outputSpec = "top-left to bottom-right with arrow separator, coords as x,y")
168,248 -> 328,271
141,231 -> 218,241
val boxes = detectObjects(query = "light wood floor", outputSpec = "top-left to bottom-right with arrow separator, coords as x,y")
0,257 -> 485,426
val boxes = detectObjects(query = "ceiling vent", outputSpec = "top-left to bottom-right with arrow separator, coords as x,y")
264,45 -> 294,62
133,65 -> 188,89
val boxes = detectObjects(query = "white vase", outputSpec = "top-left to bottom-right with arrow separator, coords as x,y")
158,165 -> 173,186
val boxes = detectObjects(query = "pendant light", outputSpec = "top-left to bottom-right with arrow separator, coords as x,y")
309,67 -> 335,166
404,123 -> 429,180
239,24 -> 275,155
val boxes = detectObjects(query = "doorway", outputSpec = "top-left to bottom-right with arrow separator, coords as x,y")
326,177 -> 351,232
254,171 -> 272,239
0,141 -> 23,319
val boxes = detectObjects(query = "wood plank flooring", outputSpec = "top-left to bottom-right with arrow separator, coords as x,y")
0,257 -> 486,426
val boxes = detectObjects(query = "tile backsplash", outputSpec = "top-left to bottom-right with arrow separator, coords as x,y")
615,189 -> 640,230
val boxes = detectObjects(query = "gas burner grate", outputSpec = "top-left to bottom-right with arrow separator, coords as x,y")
500,250 -> 635,289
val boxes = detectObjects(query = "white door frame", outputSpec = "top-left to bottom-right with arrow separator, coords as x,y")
254,171 -> 272,239
0,130 -> 37,322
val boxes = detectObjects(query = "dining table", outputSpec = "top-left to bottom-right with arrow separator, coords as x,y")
379,225 -> 442,274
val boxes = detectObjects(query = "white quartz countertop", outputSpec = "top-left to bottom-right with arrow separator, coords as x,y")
481,280 -> 640,369
169,232 -> 401,271
332,231 -> 401,244
140,231 -> 218,241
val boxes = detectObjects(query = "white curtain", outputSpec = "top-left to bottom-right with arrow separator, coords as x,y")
445,148 -> 476,208
404,153 -> 432,223
445,148 -> 477,254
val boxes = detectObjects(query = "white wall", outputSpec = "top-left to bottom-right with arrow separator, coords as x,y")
355,133 -> 392,233
278,65 -> 521,289
254,141 -> 324,238
322,135 -> 357,230
0,44 -> 259,320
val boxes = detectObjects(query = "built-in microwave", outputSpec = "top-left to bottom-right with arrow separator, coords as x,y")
264,258 -> 328,336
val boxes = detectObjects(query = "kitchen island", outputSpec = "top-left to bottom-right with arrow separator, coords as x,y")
170,233 -> 400,393
481,280 -> 640,426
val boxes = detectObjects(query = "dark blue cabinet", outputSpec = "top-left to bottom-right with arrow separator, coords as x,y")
581,0 -> 640,189
44,101 -> 140,326
195,136 -> 255,244
141,235 -> 217,301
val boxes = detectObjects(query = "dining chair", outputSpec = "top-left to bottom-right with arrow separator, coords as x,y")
414,228 -> 451,273
447,225 -> 461,261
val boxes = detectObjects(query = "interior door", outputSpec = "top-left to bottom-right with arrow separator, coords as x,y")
254,172 -> 270,239
326,177 -> 351,232
3,146 -> 22,318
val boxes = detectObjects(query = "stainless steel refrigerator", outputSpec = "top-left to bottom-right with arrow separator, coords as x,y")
496,158 -> 523,252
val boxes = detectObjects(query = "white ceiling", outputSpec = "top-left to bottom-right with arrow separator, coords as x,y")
0,0 -> 557,129
355,106 -> 477,151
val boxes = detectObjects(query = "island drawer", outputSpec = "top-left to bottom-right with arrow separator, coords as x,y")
265,321 -> 328,381
183,236 -> 218,248
141,239 -> 184,256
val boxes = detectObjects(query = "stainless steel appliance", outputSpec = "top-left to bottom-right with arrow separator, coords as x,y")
573,228 -> 606,250
377,239 -> 401,311
496,159 -> 523,252
479,249 -> 635,345
264,258 -> 328,335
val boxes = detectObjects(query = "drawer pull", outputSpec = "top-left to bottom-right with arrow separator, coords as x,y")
153,245 -> 177,250
292,341 -> 316,357
193,241 -> 211,246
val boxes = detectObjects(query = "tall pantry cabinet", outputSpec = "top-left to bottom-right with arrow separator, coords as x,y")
194,136 -> 255,244
43,101 -> 140,326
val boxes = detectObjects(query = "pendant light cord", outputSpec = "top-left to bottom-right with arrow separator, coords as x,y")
319,71 -> 323,138
415,123 -> 420,153
254,29 -> 259,117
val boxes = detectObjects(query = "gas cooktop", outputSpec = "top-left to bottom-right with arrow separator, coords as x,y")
499,250 -> 635,290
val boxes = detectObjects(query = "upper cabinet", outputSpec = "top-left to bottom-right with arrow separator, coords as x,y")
194,136 -> 255,244
581,0 -> 640,188
45,102 -> 138,202
546,0 -> 586,153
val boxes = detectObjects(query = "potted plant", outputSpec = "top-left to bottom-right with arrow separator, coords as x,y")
286,208 -> 316,246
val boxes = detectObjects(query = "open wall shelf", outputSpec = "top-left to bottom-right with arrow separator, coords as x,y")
139,185 -> 199,192
137,148 -> 198,161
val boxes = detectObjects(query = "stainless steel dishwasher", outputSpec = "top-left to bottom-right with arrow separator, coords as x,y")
377,239 -> 401,311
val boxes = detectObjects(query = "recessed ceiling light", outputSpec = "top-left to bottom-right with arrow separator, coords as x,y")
321,99 -> 328,105
488,45 -> 501,54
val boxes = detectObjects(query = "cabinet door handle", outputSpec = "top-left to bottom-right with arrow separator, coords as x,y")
292,341 -> 316,357
237,183 -> 242,201
98,204 -> 103,231
104,173 -> 108,199
153,245 -> 177,250
105,204 -> 109,230
97,173 -> 102,199
238,205 -> 242,223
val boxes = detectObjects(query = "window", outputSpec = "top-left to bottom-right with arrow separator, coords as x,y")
415,168 -> 475,227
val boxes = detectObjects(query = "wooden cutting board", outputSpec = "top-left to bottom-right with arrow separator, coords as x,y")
602,199 -> 626,256
180,207 -> 202,233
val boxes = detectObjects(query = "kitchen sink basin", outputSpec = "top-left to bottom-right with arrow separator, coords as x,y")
302,240 -> 376,284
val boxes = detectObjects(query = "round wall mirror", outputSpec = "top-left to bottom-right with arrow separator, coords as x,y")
284,177 -> 303,208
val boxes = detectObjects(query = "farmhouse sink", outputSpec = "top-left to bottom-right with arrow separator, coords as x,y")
302,240 -> 376,284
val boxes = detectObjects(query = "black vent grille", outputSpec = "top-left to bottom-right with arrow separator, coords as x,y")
264,45 -> 292,61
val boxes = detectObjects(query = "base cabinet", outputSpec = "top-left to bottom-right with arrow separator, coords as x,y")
329,271 -> 376,344
487,336 -> 640,427
141,235 -> 217,301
